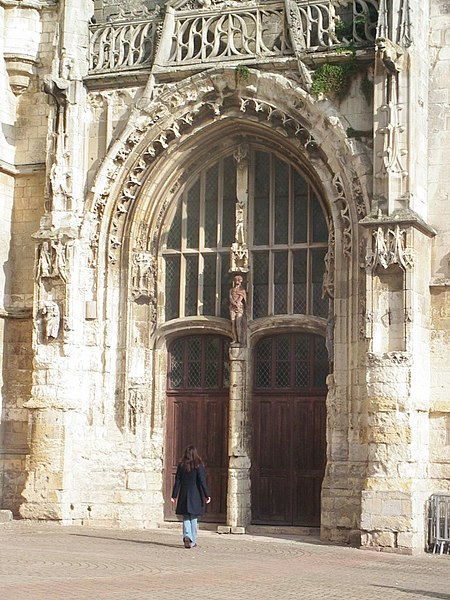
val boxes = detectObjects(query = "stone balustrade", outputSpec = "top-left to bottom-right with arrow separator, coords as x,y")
88,0 -> 379,76
89,18 -> 160,73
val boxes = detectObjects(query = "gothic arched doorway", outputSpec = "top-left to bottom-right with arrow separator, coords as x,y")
160,139 -> 331,527
252,333 -> 328,526
164,335 -> 230,522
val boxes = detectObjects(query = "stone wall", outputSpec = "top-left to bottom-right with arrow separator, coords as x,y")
429,0 -> 450,495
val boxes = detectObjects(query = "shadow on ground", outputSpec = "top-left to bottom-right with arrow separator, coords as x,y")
373,585 -> 450,599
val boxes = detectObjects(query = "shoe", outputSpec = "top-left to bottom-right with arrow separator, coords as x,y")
191,542 -> 197,548
183,537 -> 191,549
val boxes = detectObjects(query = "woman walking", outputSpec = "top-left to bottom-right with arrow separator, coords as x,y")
171,445 -> 211,549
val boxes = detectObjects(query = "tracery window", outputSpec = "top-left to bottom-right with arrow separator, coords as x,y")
254,334 -> 328,390
250,151 -> 329,319
168,335 -> 230,390
162,148 -> 329,322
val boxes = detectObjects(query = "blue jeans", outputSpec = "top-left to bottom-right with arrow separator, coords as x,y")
182,514 -> 198,544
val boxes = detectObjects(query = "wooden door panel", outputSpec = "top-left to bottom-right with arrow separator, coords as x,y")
257,475 -> 291,524
258,398 -> 291,471
253,394 -> 326,526
293,476 -> 321,526
253,397 -> 292,523
205,399 -> 227,468
165,394 -> 228,522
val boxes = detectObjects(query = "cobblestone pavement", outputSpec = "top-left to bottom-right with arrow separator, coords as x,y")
0,521 -> 449,600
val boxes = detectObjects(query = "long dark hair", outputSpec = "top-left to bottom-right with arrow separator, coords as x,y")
179,445 -> 203,472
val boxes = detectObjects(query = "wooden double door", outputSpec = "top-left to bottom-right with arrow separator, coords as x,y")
164,333 -> 327,527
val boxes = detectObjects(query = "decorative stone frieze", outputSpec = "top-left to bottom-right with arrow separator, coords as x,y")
365,225 -> 414,272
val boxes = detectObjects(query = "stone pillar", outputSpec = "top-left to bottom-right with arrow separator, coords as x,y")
359,220 -> 434,553
226,346 -> 251,531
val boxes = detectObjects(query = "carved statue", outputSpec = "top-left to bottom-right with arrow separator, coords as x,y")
35,240 -> 69,283
131,251 -> 155,300
376,38 -> 405,75
230,198 -> 249,273
42,301 -> 60,340
35,241 -> 52,280
52,240 -> 68,283
229,274 -> 247,347
127,387 -> 144,434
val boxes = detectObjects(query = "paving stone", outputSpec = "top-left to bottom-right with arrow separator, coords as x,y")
0,521 -> 448,600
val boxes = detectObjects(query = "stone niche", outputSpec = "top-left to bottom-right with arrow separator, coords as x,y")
372,265 -> 405,353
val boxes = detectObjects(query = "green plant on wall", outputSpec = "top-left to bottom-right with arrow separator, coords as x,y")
311,46 -> 358,100
311,45 -> 373,104
235,65 -> 250,84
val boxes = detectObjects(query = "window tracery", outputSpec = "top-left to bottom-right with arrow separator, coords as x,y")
162,146 -> 330,322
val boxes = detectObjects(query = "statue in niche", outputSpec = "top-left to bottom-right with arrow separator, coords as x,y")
35,241 -> 52,280
35,240 -> 69,283
229,274 -> 247,347
42,301 -> 60,340
52,240 -> 68,282
230,201 -> 249,273
131,251 -> 155,300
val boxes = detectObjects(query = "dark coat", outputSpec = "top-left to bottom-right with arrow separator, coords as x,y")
171,463 -> 210,516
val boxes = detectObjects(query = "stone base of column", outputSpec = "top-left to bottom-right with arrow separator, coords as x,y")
360,487 -> 425,554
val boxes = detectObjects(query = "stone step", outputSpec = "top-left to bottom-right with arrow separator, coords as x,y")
0,510 -> 13,524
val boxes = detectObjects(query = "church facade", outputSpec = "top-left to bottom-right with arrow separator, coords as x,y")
0,0 -> 449,553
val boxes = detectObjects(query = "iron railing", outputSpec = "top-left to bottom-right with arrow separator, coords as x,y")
428,494 -> 450,554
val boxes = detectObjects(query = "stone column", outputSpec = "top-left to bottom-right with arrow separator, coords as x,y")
226,346 -> 251,532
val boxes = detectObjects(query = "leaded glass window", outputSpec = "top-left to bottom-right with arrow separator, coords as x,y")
162,157 -> 232,320
168,336 -> 230,389
250,150 -> 329,319
254,334 -> 327,390
162,147 -> 329,322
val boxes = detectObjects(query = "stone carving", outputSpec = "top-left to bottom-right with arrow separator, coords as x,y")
374,24 -> 409,210
398,0 -> 412,48
35,240 -> 69,283
168,3 -> 291,64
332,174 -> 352,259
322,219 -> 335,300
127,386 -> 145,434
230,200 -> 247,271
365,225 -> 414,271
229,274 -> 247,347
239,97 -> 318,152
41,301 -> 61,340
131,251 -> 155,301
89,17 -> 159,74
43,73 -> 74,213
325,309 -> 335,370
367,351 -> 411,367
376,38 -> 405,75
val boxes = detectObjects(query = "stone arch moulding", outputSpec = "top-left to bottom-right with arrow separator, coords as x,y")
84,67 -> 373,427
87,67 -> 372,274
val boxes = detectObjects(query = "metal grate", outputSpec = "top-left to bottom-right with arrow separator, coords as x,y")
428,494 -> 450,554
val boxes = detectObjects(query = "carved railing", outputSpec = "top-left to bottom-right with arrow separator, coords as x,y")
168,2 -> 292,64
89,18 -> 160,73
88,1 -> 379,75
290,0 -> 378,49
